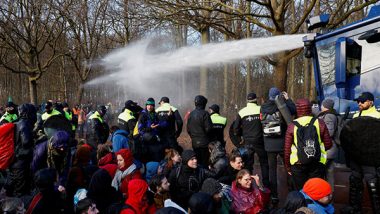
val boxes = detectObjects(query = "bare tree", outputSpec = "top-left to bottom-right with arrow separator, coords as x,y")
0,0 -> 66,104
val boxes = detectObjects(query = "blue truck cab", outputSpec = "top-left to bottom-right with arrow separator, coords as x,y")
303,4 -> 380,115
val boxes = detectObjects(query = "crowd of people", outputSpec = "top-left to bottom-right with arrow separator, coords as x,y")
0,88 -> 378,214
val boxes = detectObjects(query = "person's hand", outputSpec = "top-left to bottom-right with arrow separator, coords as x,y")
287,171 -> 292,176
251,174 -> 262,188
58,185 -> 66,193
282,92 -> 289,100
151,124 -> 159,129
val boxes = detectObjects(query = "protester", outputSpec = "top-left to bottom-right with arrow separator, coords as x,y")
230,169 -> 270,214
300,178 -> 334,214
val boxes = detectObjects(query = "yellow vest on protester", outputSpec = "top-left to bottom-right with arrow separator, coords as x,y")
290,116 -> 327,165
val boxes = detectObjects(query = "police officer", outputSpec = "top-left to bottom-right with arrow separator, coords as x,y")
86,105 -> 109,150
156,97 -> 183,151
118,100 -> 138,136
233,92 -> 269,188
347,92 -> 380,212
41,101 -> 62,122
208,104 -> 227,147
0,101 -> 18,124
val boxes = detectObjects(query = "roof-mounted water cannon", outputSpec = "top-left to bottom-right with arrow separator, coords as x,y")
303,33 -> 316,58
306,14 -> 330,31
358,29 -> 380,43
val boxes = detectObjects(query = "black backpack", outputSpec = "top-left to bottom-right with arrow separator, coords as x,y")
261,111 -> 282,137
292,117 -> 321,164
105,202 -> 136,214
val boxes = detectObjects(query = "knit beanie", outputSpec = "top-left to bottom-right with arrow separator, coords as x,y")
201,178 -> 222,196
322,99 -> 334,110
181,150 -> 196,165
146,98 -> 155,106
116,149 -> 134,170
269,87 -> 281,100
303,178 -> 332,201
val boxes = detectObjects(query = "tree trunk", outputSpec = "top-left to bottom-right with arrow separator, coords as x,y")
76,82 -> 84,104
246,1 -> 252,95
29,77 -> 38,105
273,52 -> 289,91
199,27 -> 210,96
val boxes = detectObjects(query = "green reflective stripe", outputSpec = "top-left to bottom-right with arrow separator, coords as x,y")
0,113 -> 17,123
238,103 -> 261,118
41,109 -> 61,121
89,111 -> 103,123
353,106 -> 380,118
211,114 -> 227,125
290,116 -> 327,165
156,103 -> 177,112
118,109 -> 135,122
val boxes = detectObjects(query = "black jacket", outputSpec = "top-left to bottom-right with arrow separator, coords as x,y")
168,164 -> 214,209
86,111 -> 109,149
12,104 -> 36,169
233,103 -> 263,146
217,164 -> 240,186
187,106 -> 213,148
261,99 -> 296,152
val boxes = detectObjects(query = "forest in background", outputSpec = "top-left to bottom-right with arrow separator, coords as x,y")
0,0 -> 377,118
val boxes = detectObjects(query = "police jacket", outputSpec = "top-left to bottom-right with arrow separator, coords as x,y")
209,113 -> 227,144
261,99 -> 296,152
118,108 -> 137,136
156,103 -> 183,138
187,106 -> 213,148
13,104 -> 37,169
233,103 -> 263,145
87,111 -> 109,149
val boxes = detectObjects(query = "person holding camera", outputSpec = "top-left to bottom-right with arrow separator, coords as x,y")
261,87 -> 296,205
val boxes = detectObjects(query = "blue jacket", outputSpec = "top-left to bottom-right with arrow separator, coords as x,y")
300,190 -> 334,214
112,129 -> 129,152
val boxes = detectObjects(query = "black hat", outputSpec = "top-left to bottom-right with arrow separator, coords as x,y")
160,97 -> 170,103
354,92 -> 374,103
201,178 -> 222,196
125,100 -> 135,109
62,102 -> 69,108
209,104 -> 220,114
182,150 -> 196,164
247,92 -> 257,101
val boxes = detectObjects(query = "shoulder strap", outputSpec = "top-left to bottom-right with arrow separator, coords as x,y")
309,117 -> 318,126
176,165 -> 181,180
293,120 -> 301,128
123,203 -> 136,214
26,192 -> 43,214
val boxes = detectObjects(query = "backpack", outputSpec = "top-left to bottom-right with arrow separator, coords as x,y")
334,114 -> 345,145
261,111 -> 282,137
0,123 -> 15,170
105,202 -> 136,214
292,117 -> 321,164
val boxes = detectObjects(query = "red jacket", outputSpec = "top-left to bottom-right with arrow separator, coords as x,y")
284,116 -> 332,172
121,179 -> 156,214
230,181 -> 270,214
